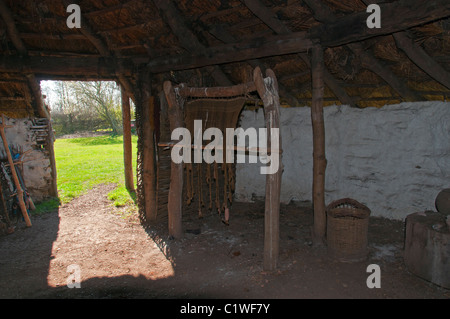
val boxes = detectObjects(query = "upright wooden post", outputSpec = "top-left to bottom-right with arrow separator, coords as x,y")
121,86 -> 135,192
254,67 -> 283,271
311,43 -> 327,245
140,71 -> 158,222
0,115 -> 31,227
163,81 -> 183,239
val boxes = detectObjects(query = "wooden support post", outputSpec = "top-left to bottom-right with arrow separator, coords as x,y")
121,86 -> 135,192
311,44 -> 327,246
163,81 -> 184,239
0,115 -> 32,227
254,67 -> 282,271
141,74 -> 158,222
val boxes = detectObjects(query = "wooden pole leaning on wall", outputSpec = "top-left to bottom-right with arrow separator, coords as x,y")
121,86 -> 135,192
0,115 -> 32,227
254,67 -> 283,271
163,81 -> 184,239
310,43 -> 327,246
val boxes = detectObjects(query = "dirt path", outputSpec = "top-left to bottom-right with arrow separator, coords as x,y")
0,184 -> 448,299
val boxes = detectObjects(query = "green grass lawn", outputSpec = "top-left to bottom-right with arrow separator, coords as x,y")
35,134 -> 138,214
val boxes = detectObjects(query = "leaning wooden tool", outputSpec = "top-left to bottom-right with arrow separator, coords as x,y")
0,115 -> 31,227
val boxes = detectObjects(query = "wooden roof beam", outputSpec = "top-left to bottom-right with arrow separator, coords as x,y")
83,0 -> 140,17
0,56 -> 133,78
0,0 -> 49,118
359,0 -> 450,91
152,0 -> 233,86
61,0 -> 135,100
393,31 -> 450,90
147,32 -> 312,73
349,42 -> 421,101
147,0 -> 449,73
311,0 -> 450,47
304,0 -> 422,102
206,13 -> 300,107
242,0 -> 356,107
20,33 -> 87,40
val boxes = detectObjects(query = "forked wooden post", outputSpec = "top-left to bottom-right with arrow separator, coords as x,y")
121,86 -> 135,192
311,43 -> 327,245
254,67 -> 283,271
0,115 -> 32,227
163,81 -> 184,239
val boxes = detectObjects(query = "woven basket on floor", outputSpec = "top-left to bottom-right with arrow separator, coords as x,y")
326,198 -> 371,262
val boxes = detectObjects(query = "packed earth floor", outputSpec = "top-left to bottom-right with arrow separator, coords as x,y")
0,184 -> 448,299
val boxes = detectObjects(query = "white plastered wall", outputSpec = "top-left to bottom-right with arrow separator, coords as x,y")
234,101 -> 450,220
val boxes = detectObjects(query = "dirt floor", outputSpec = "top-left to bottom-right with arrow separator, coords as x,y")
0,183 -> 448,299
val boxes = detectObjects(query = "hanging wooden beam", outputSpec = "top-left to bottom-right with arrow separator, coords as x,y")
163,80 -> 184,239
310,44 -> 327,246
254,66 -> 283,271
121,86 -> 135,192
393,32 -> 450,90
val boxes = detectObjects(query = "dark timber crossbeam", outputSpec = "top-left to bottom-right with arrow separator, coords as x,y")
243,0 -> 356,107
152,0 -> 233,86
147,0 -> 450,73
0,56 -> 133,78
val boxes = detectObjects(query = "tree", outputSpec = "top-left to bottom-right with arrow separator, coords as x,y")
41,81 -> 124,135
71,81 -> 123,135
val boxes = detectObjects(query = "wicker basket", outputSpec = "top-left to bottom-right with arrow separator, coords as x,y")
326,198 -> 371,262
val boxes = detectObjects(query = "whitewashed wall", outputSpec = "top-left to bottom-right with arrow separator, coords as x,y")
234,101 -> 450,220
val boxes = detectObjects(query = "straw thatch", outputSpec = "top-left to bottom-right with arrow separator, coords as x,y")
0,0 -> 449,115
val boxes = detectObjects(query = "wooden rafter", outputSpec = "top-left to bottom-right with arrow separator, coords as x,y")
242,0 -> 356,107
393,32 -> 450,90
147,31 -> 312,73
348,42 -> 421,101
152,0 -> 233,86
83,0 -> 140,17
304,0 -> 422,102
0,0 -> 49,118
61,0 -> 135,100
310,0 -> 450,47
204,14 -> 300,106
0,56 -> 133,78
147,0 -> 449,73
19,33 -> 87,40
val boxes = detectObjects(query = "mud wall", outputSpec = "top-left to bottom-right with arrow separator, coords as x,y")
234,101 -> 450,220
0,117 -> 54,202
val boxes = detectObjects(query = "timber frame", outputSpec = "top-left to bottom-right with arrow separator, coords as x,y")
162,67 -> 282,270
0,0 -> 449,269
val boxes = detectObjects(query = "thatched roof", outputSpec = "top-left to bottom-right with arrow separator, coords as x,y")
0,0 -> 449,116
